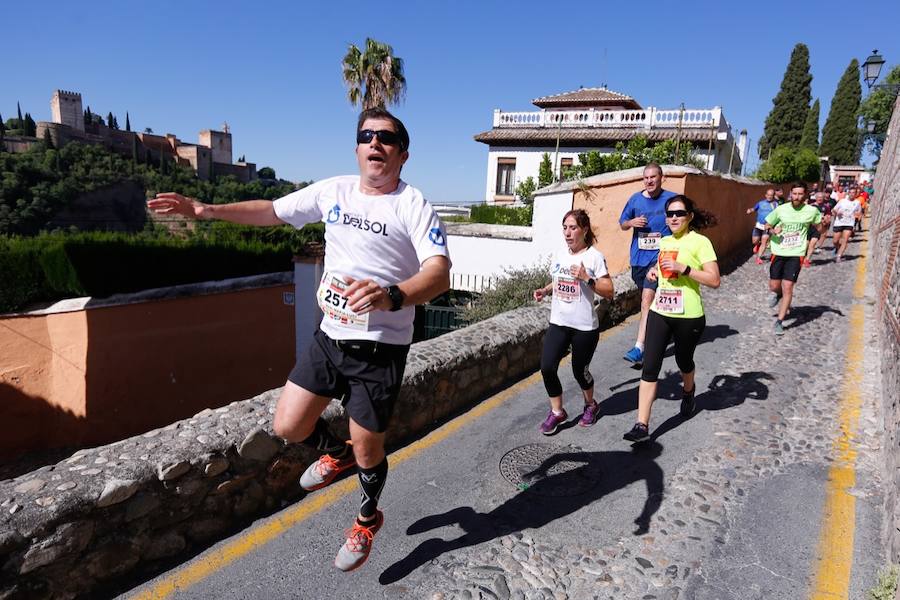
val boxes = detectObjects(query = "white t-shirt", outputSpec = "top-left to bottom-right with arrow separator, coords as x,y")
549,246 -> 609,331
832,199 -> 860,228
273,175 -> 451,345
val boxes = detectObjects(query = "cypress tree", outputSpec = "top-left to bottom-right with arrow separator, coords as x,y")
107,112 -> 115,129
24,113 -> 36,137
799,99 -> 820,150
538,153 -> 554,187
84,107 -> 92,126
125,112 -> 131,132
17,102 -> 22,123
820,59 -> 862,165
43,127 -> 54,149
759,43 -> 812,158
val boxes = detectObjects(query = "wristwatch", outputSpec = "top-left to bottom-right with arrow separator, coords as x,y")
385,285 -> 405,312
587,277 -> 596,289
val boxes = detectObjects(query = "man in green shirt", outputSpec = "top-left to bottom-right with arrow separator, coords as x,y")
764,182 -> 822,335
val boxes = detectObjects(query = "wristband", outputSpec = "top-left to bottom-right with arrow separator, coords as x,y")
587,277 -> 595,289
682,266 -> 692,277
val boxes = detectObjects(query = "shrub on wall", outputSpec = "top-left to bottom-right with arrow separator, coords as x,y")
462,261 -> 550,324
469,204 -> 533,226
0,232 -> 300,312
755,146 -> 820,183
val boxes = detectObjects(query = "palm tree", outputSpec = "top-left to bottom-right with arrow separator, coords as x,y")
342,38 -> 406,110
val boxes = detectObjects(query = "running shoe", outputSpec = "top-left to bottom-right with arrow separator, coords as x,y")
299,444 -> 356,491
578,402 -> 600,427
774,320 -> 784,336
539,409 -> 567,435
753,243 -> 760,254
623,346 -> 643,366
680,387 -> 696,418
334,510 -> 383,572
768,294 -> 781,308
623,422 -> 650,442
755,256 -> 763,265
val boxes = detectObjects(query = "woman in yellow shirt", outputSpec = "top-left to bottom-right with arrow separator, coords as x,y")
624,195 -> 721,442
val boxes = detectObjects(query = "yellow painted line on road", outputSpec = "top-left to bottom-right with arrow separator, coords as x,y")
131,316 -> 637,599
810,235 -> 868,600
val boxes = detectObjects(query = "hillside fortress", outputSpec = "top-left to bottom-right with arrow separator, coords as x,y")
24,90 -> 256,182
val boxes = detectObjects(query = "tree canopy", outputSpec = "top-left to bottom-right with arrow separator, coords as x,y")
799,98 -> 820,150
755,146 -> 820,183
859,64 -> 900,163
759,44 -> 813,158
820,59 -> 862,165
341,38 -> 406,110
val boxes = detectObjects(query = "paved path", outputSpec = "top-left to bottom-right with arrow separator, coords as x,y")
123,229 -> 886,600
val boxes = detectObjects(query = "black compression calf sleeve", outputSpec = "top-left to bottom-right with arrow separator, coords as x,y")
300,418 -> 347,456
357,457 -> 388,520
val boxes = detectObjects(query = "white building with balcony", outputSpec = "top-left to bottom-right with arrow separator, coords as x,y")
474,87 -> 746,204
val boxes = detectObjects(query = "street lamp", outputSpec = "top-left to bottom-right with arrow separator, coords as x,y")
862,50 -> 885,89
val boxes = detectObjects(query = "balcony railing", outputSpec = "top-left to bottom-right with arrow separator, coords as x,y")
493,107 -> 722,130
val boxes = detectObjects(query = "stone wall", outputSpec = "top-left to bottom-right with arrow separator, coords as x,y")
871,95 -> 900,562
0,274 -> 639,599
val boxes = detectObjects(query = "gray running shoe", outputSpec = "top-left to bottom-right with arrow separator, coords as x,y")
334,510 -> 383,572
300,444 -> 356,491
768,294 -> 781,308
774,321 -> 784,335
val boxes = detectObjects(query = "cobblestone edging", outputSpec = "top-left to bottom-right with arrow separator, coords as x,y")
871,95 -> 900,563
0,274 -> 639,599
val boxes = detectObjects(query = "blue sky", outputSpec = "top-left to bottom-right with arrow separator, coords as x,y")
5,1 -> 898,204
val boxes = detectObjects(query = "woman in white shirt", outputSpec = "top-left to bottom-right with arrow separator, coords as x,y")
830,195 -> 861,262
533,209 -> 614,434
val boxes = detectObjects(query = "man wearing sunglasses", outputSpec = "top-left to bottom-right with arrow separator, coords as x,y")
148,107 -> 451,572
619,163 -> 677,367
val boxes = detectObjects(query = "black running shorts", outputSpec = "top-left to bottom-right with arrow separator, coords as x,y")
769,255 -> 802,282
833,225 -> 853,233
631,264 -> 659,291
289,328 -> 409,433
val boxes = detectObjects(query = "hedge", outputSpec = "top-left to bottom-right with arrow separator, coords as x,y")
0,230 -> 308,312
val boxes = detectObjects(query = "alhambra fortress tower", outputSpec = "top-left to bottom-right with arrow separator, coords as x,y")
26,89 -> 256,182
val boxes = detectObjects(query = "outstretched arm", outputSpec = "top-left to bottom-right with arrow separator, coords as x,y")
147,192 -> 284,226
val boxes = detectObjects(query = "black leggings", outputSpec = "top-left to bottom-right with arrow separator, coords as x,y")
641,311 -> 706,383
540,324 -> 600,397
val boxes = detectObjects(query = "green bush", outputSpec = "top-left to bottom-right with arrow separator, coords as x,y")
469,204 -> 533,226
755,146 -> 820,183
0,231 -> 304,312
462,261 -> 550,324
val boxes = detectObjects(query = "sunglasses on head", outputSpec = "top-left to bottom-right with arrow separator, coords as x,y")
666,210 -> 689,218
356,129 -> 403,148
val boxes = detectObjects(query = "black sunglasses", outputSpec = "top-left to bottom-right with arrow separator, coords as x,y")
666,210 -> 689,218
357,129 -> 403,148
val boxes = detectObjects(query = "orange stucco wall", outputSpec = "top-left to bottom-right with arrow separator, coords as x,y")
0,285 -> 295,460
572,170 -> 771,274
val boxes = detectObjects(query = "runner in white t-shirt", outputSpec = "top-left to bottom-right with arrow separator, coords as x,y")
148,108 -> 451,573
533,209 -> 613,434
830,196 -> 861,262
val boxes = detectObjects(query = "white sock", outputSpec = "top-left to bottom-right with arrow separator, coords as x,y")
552,409 -> 565,416
635,342 -> 644,352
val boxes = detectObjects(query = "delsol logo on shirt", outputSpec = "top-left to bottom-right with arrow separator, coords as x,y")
341,211 -> 389,237
428,227 -> 446,246
326,204 -> 341,224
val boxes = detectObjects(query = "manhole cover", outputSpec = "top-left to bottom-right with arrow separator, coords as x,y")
499,443 -> 602,497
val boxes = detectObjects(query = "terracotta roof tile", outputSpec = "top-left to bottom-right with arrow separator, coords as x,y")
532,87 -> 642,109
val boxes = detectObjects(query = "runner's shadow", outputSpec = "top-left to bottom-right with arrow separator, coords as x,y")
649,371 -> 773,441
598,372 -> 684,416
379,443 -> 664,585
786,305 -> 844,329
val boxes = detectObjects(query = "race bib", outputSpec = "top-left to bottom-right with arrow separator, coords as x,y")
656,289 -> 684,314
780,231 -> 804,249
638,232 -> 661,251
555,276 -> 580,303
316,272 -> 369,331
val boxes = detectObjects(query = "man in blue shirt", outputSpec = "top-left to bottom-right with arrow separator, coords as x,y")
619,163 -> 675,366
746,188 -> 778,264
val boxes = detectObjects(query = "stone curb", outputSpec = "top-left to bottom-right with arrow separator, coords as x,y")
0,275 -> 640,599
